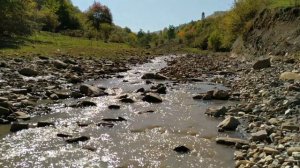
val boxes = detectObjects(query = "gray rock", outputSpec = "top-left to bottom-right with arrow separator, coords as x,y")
12,111 -> 30,120
79,84 -> 106,97
54,90 -> 71,99
218,116 -> 240,131
108,105 -> 121,109
253,58 -> 271,70
287,147 -> 300,155
53,60 -> 68,69
280,72 -> 300,81
141,73 -> 168,80
120,97 -> 135,103
213,89 -> 230,100
0,106 -> 10,116
18,68 -> 38,77
37,121 -> 55,127
11,88 -> 28,94
173,146 -> 190,154
251,130 -> 268,141
10,123 -> 29,132
263,147 -> 279,155
281,122 -> 299,131
216,137 -> 249,146
142,93 -> 163,103
65,136 -> 90,143
205,106 -> 227,117
0,97 -> 8,102
193,90 -> 214,100
70,101 -> 97,108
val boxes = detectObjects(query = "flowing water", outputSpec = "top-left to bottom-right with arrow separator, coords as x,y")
0,56 -> 238,168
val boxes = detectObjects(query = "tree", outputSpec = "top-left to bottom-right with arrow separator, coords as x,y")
167,25 -> 176,40
0,0 -> 37,37
56,0 -> 81,31
86,2 -> 113,31
100,23 -> 113,42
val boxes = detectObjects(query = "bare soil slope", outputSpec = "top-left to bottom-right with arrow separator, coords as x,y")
233,7 -> 300,56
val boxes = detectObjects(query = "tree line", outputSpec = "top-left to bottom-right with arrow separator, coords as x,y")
0,0 -> 137,45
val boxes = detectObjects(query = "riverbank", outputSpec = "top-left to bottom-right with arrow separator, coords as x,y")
160,54 -> 300,167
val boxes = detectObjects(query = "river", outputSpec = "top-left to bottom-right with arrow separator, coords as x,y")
0,56 -> 237,168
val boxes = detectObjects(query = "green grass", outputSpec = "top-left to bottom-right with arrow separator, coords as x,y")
0,32 -> 148,60
270,0 -> 300,8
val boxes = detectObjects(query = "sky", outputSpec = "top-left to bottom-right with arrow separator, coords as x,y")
72,0 -> 235,32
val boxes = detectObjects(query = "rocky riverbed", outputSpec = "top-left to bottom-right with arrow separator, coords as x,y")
160,54 -> 300,168
0,55 -> 240,167
0,55 -> 150,126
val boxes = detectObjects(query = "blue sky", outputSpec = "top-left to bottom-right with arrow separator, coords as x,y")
72,0 -> 235,32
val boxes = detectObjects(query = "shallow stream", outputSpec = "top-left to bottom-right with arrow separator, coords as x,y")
0,56 -> 238,168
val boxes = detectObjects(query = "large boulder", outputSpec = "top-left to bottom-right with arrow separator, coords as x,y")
142,93 -> 163,103
218,116 -> 240,131
253,58 -> 271,70
141,73 -> 168,80
53,60 -> 68,69
279,72 -> 300,81
79,84 -> 106,97
18,68 -> 38,77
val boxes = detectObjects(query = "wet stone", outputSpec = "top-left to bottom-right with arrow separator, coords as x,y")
37,121 -> 55,127
142,93 -> 163,103
82,146 -> 97,152
136,88 -> 145,93
120,98 -> 135,103
137,110 -> 155,114
70,101 -> 97,108
65,136 -> 90,143
79,84 -> 106,97
205,106 -> 227,117
57,133 -> 73,138
173,146 -> 190,154
13,111 -> 30,120
213,89 -> 230,100
217,116 -> 240,131
102,117 -> 127,122
10,123 -> 29,132
97,123 -> 114,128
108,105 -> 121,110
216,137 -> 249,146
141,73 -> 168,80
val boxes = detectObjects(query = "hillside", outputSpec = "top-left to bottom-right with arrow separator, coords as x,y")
232,7 -> 300,56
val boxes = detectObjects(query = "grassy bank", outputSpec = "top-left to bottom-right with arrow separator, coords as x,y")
0,32 -> 151,60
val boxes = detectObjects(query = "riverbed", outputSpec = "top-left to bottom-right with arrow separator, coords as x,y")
0,56 -> 238,168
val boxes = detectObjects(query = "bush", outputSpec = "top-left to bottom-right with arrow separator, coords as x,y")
208,30 -> 222,51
